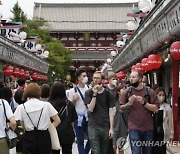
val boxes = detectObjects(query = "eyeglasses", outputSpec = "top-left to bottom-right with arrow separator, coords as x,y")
93,77 -> 101,80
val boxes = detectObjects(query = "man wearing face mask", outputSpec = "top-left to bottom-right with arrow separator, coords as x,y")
104,72 -> 117,154
84,71 -> 115,154
68,69 -> 90,154
120,70 -> 160,154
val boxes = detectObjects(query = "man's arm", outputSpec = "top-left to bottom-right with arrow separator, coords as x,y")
87,97 -> 97,112
143,102 -> 159,112
109,108 -> 114,138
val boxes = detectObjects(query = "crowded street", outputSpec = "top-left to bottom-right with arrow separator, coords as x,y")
0,0 -> 180,154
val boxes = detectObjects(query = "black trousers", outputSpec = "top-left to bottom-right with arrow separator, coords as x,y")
52,144 -> 72,154
23,130 -> 51,154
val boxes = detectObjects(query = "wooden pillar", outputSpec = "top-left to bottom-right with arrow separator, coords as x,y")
172,59 -> 179,141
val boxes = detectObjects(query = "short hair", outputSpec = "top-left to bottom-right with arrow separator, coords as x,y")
22,83 -> 41,101
2,87 -> 12,104
131,70 -> 143,78
93,71 -> 105,79
14,89 -> 25,105
41,84 -> 50,99
17,78 -> 26,86
75,69 -> 86,80
108,72 -> 117,80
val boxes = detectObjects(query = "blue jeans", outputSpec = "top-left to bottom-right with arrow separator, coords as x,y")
74,116 -> 90,154
129,130 -> 153,154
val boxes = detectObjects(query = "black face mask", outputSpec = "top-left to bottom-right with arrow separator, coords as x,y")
131,81 -> 139,88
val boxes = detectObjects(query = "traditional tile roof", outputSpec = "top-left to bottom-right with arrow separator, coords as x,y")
33,2 -> 137,32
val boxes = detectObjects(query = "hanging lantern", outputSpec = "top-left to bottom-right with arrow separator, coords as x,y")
13,68 -> 20,77
148,54 -> 162,69
3,66 -> 13,76
103,79 -> 109,84
24,71 -> 30,79
19,69 -> 25,77
117,71 -> 126,80
170,41 -> 180,60
141,58 -> 151,71
131,65 -> 137,70
31,73 -> 37,80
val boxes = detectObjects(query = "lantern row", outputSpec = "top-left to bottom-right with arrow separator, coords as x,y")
3,66 -> 48,81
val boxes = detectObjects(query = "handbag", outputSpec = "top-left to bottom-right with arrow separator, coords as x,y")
48,123 -> 61,150
2,99 -> 18,149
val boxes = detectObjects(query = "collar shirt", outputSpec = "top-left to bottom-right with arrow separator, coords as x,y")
14,98 -> 57,131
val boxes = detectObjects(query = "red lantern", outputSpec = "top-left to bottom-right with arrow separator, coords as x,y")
141,58 -> 152,71
24,71 -> 30,79
117,71 -> 126,80
19,69 -> 25,77
31,73 -> 37,80
148,54 -> 162,69
131,65 -> 136,70
170,41 -> 180,60
103,79 -> 109,84
13,68 -> 20,77
3,66 -> 13,76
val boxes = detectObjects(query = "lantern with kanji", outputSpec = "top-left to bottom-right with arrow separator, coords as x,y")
141,58 -> 152,71
170,41 -> 180,60
3,66 -> 13,76
148,54 -> 162,69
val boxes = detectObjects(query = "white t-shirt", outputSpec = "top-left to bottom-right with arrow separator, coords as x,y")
68,85 -> 88,113
14,98 -> 57,131
0,99 -> 14,138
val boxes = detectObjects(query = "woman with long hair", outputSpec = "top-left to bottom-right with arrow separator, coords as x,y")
49,81 -> 77,154
152,87 -> 174,154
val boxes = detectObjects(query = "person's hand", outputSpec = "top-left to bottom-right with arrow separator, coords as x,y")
109,128 -> 114,139
73,93 -> 79,102
128,95 -> 136,105
92,85 -> 99,95
136,96 -> 144,104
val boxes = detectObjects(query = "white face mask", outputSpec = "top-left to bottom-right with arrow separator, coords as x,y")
158,96 -> 165,103
111,79 -> 117,86
82,76 -> 88,84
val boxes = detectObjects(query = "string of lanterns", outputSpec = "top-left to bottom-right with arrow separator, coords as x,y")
3,66 -> 48,81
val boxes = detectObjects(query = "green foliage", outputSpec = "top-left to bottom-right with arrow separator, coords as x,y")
47,41 -> 72,80
10,4 -> 73,81
10,2 -> 27,23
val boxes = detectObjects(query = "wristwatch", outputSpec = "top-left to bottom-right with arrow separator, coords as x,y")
143,101 -> 147,106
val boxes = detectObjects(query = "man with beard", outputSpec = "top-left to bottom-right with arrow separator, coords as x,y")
120,70 -> 160,154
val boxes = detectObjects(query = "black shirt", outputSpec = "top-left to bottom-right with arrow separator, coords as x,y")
85,88 -> 115,128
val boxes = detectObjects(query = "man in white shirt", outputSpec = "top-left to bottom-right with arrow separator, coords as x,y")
68,69 -> 90,154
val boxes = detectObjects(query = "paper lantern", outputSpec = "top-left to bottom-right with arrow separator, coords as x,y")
31,73 -> 37,80
19,69 -> 25,77
3,66 -> 13,76
13,68 -> 20,77
141,58 -> 151,71
117,71 -> 126,80
148,54 -> 162,69
170,41 -> 180,60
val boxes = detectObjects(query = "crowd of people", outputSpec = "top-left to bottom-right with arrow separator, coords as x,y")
0,69 -> 173,154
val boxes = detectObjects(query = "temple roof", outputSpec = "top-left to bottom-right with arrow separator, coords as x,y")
33,2 -> 137,32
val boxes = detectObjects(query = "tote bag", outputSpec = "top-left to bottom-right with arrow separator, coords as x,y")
48,123 -> 61,150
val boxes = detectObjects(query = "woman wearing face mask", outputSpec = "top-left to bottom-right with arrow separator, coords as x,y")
152,87 -> 174,154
